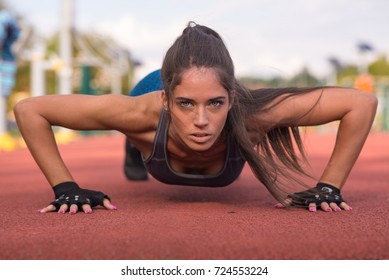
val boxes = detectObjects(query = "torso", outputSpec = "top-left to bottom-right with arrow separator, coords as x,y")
141,109 -> 246,187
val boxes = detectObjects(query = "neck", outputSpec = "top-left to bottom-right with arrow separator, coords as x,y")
168,128 -> 226,158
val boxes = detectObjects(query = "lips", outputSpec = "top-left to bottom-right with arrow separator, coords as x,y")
189,133 -> 212,143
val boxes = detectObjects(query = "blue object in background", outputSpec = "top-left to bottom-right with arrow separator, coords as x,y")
0,9 -> 20,97
130,69 -> 162,96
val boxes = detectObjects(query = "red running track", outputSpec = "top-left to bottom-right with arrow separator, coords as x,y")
1,132 -> 388,260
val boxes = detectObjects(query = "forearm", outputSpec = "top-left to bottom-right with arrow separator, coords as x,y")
319,94 -> 377,188
14,100 -> 74,187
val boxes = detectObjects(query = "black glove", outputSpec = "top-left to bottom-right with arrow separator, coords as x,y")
288,182 -> 345,208
50,181 -> 110,211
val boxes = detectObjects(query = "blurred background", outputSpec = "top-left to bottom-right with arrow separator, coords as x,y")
1,0 -> 388,151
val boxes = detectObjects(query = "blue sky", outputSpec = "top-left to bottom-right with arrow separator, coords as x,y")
5,0 -> 389,80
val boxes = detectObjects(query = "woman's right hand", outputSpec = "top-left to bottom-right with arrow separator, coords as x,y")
38,182 -> 118,214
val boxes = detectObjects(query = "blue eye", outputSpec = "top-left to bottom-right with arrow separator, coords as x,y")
179,101 -> 193,107
210,100 -> 224,107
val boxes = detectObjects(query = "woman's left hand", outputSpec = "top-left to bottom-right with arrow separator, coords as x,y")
274,182 -> 353,212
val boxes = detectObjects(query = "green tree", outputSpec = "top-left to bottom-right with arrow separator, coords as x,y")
368,55 -> 389,76
288,67 -> 322,87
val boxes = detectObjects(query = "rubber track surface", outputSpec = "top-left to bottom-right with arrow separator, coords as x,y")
1,132 -> 388,260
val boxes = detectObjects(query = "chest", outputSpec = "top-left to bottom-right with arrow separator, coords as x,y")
168,151 -> 226,175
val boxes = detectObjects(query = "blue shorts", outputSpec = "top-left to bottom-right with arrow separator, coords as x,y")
129,69 -> 162,96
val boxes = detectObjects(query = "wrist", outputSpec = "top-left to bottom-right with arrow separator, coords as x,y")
53,181 -> 80,198
316,182 -> 341,194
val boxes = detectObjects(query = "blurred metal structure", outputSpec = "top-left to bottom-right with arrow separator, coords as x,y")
58,0 -> 73,95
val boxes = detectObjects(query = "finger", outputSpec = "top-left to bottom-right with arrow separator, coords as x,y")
308,202 -> 317,212
320,202 -> 332,212
38,204 -> 56,213
274,197 -> 294,208
329,202 -> 342,212
274,203 -> 285,209
58,204 -> 69,214
339,201 -> 353,211
69,204 -> 78,214
274,200 -> 290,209
82,204 -> 93,214
103,198 -> 118,210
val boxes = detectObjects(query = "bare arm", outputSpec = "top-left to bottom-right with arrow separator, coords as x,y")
14,93 -> 160,187
258,87 -> 378,189
255,87 -> 377,211
14,92 -> 161,214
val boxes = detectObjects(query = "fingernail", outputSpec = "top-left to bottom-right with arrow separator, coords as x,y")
69,210 -> 76,214
111,205 -> 118,210
348,207 -> 353,211
326,208 -> 332,212
335,207 -> 341,211
37,209 -> 42,213
309,207 -> 316,212
274,203 -> 283,209
85,209 -> 92,214
58,210 -> 65,214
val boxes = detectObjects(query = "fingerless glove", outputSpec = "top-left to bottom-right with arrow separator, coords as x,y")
50,181 -> 110,210
288,182 -> 345,208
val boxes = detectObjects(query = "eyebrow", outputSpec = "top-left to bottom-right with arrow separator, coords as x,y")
174,96 -> 227,102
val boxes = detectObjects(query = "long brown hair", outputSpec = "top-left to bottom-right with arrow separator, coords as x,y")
161,22 -> 323,204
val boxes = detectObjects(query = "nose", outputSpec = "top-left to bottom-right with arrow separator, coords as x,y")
194,106 -> 209,127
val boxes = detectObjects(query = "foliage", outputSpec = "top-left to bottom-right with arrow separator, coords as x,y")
369,55 -> 389,76
240,67 -> 323,88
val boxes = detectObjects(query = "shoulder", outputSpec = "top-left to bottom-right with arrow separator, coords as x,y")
110,91 -> 163,134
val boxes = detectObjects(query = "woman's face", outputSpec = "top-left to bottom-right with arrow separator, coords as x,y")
162,67 -> 232,152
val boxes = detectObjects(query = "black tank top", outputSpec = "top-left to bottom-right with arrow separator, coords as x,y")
143,110 -> 246,187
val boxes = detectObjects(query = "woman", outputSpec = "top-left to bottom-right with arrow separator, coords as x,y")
14,22 -> 378,214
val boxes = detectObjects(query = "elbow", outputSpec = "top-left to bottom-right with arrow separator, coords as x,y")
353,88 -> 378,114
13,98 -> 34,127
365,93 -> 378,120
13,99 -> 26,121
351,91 -> 378,128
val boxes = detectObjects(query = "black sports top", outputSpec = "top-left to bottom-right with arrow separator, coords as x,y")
143,110 -> 246,187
